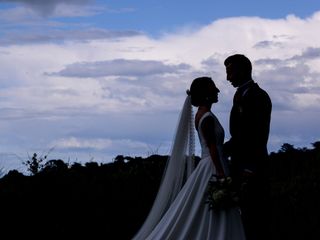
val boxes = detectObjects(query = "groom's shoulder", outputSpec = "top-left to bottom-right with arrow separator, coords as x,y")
248,82 -> 270,97
242,83 -> 271,107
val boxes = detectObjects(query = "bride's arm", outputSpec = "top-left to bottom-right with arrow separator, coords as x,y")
202,117 -> 225,178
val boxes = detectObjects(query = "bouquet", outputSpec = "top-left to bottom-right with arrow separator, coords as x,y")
206,175 -> 241,211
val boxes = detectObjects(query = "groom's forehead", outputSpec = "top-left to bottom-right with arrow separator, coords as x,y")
226,63 -> 240,72
226,63 -> 234,71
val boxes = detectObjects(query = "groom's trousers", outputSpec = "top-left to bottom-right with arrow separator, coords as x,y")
239,174 -> 271,240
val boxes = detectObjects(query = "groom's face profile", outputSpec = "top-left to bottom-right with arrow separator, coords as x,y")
226,63 -> 243,88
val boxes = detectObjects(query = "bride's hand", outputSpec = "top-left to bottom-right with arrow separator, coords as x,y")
216,170 -> 226,179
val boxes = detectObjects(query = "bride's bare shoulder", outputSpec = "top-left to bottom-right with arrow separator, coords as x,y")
195,110 -> 210,130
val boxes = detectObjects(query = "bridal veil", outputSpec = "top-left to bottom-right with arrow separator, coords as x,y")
132,95 -> 195,240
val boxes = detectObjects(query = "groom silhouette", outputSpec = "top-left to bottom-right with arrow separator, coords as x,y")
223,54 -> 272,240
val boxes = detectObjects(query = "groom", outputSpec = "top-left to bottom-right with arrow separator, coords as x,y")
223,54 -> 272,240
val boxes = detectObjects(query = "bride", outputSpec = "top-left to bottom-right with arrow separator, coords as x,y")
132,77 -> 246,240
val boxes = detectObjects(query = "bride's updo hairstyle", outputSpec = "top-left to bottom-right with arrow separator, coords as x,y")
189,76 -> 217,107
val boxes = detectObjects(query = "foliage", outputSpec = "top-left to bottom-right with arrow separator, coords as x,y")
0,141 -> 319,239
206,175 -> 240,210
22,148 -> 55,175
22,152 -> 46,175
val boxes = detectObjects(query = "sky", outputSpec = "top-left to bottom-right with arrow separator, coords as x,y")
0,0 -> 320,174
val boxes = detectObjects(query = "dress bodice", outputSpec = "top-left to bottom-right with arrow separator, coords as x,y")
197,111 -> 229,176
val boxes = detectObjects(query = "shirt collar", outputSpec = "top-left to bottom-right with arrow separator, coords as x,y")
238,80 -> 254,90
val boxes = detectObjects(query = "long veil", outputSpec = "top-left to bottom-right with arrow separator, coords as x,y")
132,95 -> 195,240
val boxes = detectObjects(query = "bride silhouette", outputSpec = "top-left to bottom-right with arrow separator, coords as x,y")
132,77 -> 246,240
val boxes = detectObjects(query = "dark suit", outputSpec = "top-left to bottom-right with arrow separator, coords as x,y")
224,80 -> 272,240
226,80 -> 272,175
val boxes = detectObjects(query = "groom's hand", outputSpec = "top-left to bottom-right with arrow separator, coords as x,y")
223,141 -> 232,157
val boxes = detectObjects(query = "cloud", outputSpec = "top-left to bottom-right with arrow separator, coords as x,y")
290,47 -> 320,61
0,28 -> 142,45
0,5 -> 101,23
0,0 -> 134,21
253,40 -> 284,49
50,59 -> 191,78
51,136 -> 149,152
253,46 -> 320,112
0,0 -> 94,16
253,34 -> 295,49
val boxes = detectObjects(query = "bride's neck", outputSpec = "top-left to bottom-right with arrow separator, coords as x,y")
198,105 -> 211,112
195,105 -> 211,130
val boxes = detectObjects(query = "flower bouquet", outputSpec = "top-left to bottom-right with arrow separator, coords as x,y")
206,175 -> 240,211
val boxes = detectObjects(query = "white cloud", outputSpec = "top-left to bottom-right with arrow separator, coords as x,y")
51,136 -> 149,151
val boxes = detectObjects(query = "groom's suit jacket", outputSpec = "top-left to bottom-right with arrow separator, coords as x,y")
225,80 -> 272,176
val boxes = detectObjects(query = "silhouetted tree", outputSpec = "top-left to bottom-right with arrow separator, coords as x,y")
41,159 -> 69,174
23,153 -> 46,175
279,143 -> 296,153
312,141 -> 320,150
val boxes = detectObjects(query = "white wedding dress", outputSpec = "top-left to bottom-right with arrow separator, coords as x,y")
133,96 -> 246,240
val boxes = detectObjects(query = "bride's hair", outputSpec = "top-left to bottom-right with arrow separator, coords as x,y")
189,76 -> 217,106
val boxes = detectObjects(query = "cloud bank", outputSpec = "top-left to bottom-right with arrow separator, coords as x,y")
0,3 -> 320,172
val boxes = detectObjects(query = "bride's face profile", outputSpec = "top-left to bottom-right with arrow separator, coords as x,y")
208,82 -> 220,104
190,77 -> 219,107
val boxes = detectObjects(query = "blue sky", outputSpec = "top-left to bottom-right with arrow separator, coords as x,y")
89,0 -> 320,33
0,0 -> 320,174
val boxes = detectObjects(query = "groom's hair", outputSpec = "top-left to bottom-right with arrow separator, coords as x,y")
190,76 -> 216,107
224,54 -> 252,77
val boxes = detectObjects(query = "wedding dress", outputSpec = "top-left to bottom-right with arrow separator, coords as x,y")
132,96 -> 246,240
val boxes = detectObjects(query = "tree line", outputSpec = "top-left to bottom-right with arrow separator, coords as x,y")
0,142 -> 319,239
